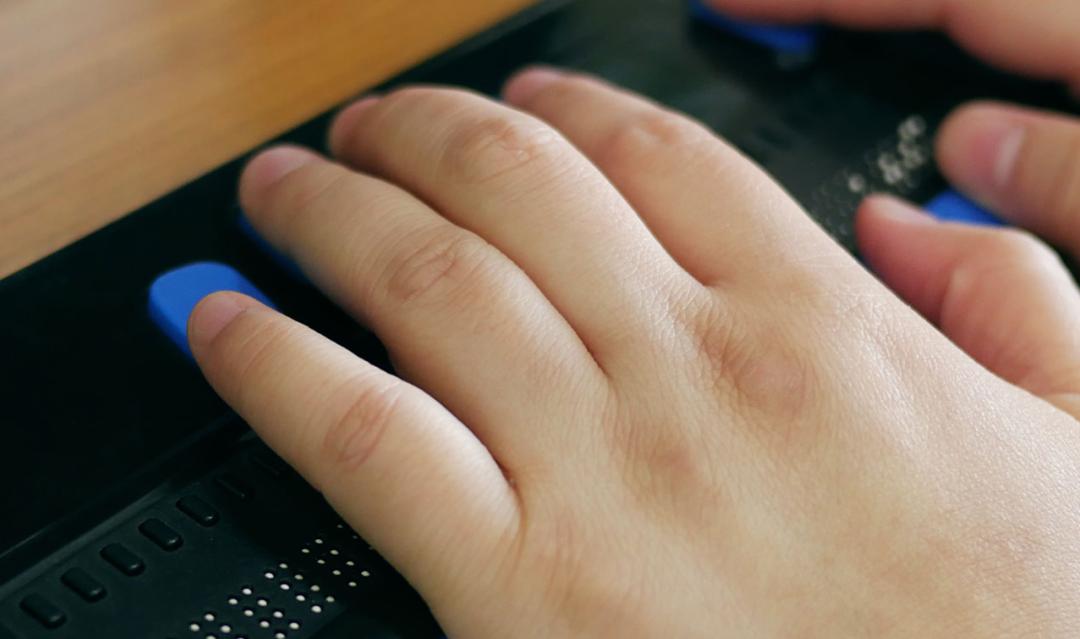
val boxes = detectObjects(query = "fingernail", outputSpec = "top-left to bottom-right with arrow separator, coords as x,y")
863,195 -> 936,225
986,124 -> 1025,193
943,106 -> 1026,198
240,145 -> 322,207
189,292 -> 260,347
502,66 -> 564,105
328,96 -> 381,156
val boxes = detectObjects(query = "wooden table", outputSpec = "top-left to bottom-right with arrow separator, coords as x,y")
0,0 -> 534,278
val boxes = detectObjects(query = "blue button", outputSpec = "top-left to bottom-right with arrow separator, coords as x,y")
924,190 -> 1005,227
148,262 -> 275,358
688,0 -> 820,54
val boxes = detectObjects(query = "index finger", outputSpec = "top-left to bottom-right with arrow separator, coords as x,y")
706,0 -> 1080,88
188,292 -> 518,589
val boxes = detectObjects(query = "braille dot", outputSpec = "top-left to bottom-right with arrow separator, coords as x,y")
190,623 -> 201,632
278,563 -> 288,569
295,594 -> 306,602
311,605 -> 323,614
310,585 -> 320,592
329,549 -> 339,556
257,598 -> 268,607
272,610 -> 284,619
220,625 -> 231,633
264,571 -> 275,579
301,548 -> 311,554
243,608 -> 254,617
336,523 -> 345,529
275,633 -> 286,639
259,620 -> 270,628
280,583 -> 290,591
289,621 -> 300,630
204,613 -> 216,622
348,581 -> 357,588
345,561 -> 354,567
360,570 -> 370,577
317,559 -> 325,565
325,596 -> 335,604
332,569 -> 341,576
294,574 -> 304,580
227,597 -> 238,606
314,538 -> 324,545
205,635 -> 217,639
241,587 -> 253,595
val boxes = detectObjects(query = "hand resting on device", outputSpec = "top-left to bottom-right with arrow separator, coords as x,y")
709,0 -> 1080,437
186,1 -> 1080,635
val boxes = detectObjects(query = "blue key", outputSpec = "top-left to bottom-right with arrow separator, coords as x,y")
687,0 -> 820,54
148,262 -> 275,358
924,190 -> 1005,227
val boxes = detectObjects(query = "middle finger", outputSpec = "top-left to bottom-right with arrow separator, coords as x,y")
329,87 -> 703,371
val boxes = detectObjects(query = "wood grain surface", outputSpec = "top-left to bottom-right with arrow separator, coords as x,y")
0,0 -> 535,278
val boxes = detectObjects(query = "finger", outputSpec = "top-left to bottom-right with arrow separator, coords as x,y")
502,67 -> 836,285
705,0 -> 1080,88
936,102 -> 1080,257
239,145 -> 605,465
188,292 -> 518,592
327,88 -> 701,371
857,196 -> 1080,413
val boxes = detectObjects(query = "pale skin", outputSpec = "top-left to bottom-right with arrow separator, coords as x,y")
188,0 -> 1080,635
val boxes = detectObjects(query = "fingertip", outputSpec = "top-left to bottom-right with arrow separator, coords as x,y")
328,96 -> 381,158
239,145 -> 323,211
854,195 -> 956,310
860,194 -> 936,225
502,66 -> 565,106
856,195 -> 936,263
188,291 -> 265,355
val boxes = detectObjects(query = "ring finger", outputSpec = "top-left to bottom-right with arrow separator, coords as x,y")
239,146 -> 606,467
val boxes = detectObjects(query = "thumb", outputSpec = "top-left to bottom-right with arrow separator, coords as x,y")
856,195 -> 1080,419
936,102 -> 1080,257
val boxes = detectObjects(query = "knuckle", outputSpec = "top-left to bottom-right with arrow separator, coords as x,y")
320,377 -> 405,472
271,166 -> 352,232
382,229 -> 499,308
438,114 -> 565,185
597,109 -> 712,173
226,314 -> 291,387
605,399 -> 729,531
690,299 -> 818,438
693,306 -> 747,384
215,312 -> 306,407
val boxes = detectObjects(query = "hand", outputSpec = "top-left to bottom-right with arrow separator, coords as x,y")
188,68 -> 1080,637
709,0 -> 1080,419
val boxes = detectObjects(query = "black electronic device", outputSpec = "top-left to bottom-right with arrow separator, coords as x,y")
2,0 -> 1075,636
